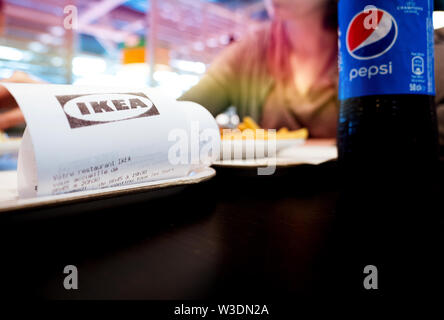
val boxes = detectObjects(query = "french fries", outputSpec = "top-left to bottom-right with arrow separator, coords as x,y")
243,116 -> 260,130
221,117 -> 309,140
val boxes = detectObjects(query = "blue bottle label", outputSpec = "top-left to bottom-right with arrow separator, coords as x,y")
338,0 -> 435,100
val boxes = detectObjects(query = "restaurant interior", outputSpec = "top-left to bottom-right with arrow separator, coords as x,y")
0,0 -> 267,94
0,0 -> 443,305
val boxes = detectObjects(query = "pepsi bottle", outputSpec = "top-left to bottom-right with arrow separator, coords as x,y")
338,1 -> 439,175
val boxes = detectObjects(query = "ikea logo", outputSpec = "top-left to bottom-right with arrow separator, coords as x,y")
56,92 -> 160,128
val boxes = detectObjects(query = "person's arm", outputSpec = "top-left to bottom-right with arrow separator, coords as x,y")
0,71 -> 43,130
178,40 -> 244,117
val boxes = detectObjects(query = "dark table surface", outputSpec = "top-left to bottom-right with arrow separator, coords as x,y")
0,160 -> 443,301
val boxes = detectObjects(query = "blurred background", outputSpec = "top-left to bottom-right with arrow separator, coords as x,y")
0,0 -> 269,99
1,0 -> 444,169
0,0 -> 443,99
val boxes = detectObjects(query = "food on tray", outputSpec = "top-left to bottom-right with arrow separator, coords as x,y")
221,116 -> 309,140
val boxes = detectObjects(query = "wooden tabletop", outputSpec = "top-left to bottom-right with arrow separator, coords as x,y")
0,160 -> 443,301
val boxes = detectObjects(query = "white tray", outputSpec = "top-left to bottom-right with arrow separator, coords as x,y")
0,167 -> 215,213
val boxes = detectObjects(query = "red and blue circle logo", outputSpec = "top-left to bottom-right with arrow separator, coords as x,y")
346,8 -> 398,60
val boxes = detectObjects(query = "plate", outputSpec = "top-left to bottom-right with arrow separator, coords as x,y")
214,143 -> 337,168
0,167 -> 215,213
0,138 -> 21,156
218,138 -> 305,160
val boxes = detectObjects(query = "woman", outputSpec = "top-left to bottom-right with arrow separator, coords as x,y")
4,0 -> 338,135
0,71 -> 41,130
180,0 -> 444,143
180,0 -> 341,138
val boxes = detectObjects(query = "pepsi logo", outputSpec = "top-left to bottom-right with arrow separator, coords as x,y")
346,8 -> 398,60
